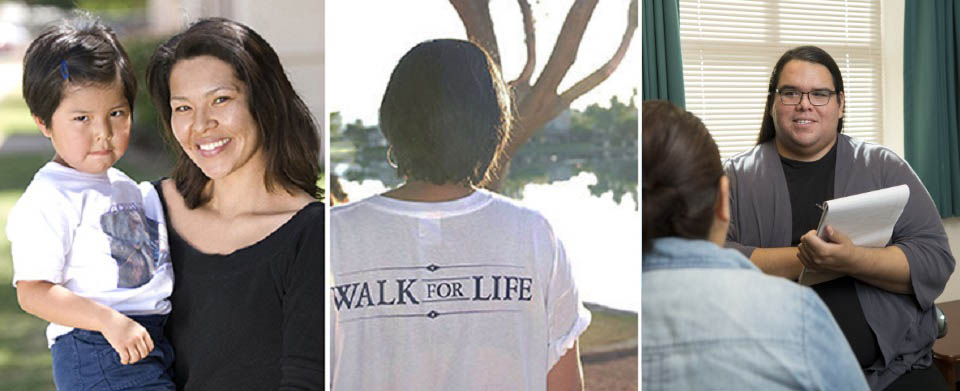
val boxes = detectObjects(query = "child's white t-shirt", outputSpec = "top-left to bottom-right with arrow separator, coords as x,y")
330,190 -> 591,390
7,162 -> 173,347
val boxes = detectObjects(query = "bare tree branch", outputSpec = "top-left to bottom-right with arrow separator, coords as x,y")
506,92 -> 564,154
449,0 -> 501,68
529,0 -> 598,101
450,0 -> 635,190
559,0 -> 637,107
512,0 -> 537,87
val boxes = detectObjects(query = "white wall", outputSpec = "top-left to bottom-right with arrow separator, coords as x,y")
147,0 -> 324,141
941,220 -> 960,302
223,0 -> 324,129
881,0 -> 904,157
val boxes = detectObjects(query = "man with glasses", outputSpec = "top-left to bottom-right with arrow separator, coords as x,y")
725,45 -> 955,390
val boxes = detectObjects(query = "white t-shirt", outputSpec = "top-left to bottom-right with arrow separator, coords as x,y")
7,162 -> 173,347
330,190 -> 591,390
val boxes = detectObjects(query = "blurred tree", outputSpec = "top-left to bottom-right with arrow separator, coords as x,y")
76,0 -> 145,10
14,0 -> 75,8
450,0 -> 637,189
508,93 -> 638,207
329,111 -> 343,139
120,36 -> 173,178
123,37 -> 167,152
571,91 -> 637,144
340,119 -> 400,188
8,0 -> 145,12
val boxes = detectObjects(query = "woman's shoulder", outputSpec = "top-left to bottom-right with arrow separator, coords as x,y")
155,178 -> 181,210
287,200 -> 324,231
269,199 -> 324,246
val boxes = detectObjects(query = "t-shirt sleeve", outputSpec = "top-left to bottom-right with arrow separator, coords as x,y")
545,231 -> 591,369
7,185 -> 76,286
278,210 -> 325,390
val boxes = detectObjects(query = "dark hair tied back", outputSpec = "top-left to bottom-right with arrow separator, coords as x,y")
642,100 -> 723,252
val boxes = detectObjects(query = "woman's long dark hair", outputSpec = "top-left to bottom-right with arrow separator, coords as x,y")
642,100 -> 724,251
757,45 -> 845,144
146,18 -> 320,208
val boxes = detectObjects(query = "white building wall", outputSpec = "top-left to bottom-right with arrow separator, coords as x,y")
147,0 -> 324,146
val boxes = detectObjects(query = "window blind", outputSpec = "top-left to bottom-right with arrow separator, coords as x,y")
678,0 -> 882,160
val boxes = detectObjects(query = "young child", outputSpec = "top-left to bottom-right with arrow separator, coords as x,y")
7,17 -> 175,390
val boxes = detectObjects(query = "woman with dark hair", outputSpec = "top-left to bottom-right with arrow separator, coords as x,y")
641,100 -> 868,390
145,18 -> 323,390
330,39 -> 590,390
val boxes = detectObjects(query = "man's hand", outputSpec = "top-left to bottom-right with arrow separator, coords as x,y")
798,225 -> 914,294
797,225 -> 859,274
100,313 -> 154,365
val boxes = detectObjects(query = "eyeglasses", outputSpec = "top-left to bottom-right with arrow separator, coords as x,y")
775,88 -> 837,106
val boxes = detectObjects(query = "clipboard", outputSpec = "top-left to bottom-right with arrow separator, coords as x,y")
797,185 -> 910,286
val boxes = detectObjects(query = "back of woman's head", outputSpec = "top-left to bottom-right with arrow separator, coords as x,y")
379,39 -> 511,187
642,101 -> 723,251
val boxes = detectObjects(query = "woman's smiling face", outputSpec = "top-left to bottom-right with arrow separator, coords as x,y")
169,55 -> 264,181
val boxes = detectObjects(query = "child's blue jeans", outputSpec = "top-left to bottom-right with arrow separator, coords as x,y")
50,314 -> 175,391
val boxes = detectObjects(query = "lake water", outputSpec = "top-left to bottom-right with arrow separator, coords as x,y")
337,171 -> 640,313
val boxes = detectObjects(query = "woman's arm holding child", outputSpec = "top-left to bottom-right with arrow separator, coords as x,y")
16,280 -> 154,365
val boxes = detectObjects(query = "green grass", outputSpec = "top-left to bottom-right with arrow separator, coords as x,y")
579,305 -> 638,351
0,154 -> 49,192
0,189 -> 54,390
0,154 -> 62,390
0,93 -> 35,138
0,61 -> 51,390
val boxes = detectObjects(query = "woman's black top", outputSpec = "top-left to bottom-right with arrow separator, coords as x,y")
156,184 -> 324,390
781,144 -> 882,368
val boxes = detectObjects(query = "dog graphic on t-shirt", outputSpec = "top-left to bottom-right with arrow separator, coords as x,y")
100,203 -> 169,288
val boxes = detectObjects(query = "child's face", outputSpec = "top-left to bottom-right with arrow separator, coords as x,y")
35,81 -> 131,174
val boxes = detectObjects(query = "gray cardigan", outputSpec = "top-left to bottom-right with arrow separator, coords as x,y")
724,134 -> 955,389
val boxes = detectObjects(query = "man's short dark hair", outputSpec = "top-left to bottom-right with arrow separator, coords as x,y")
146,18 -> 321,208
757,45 -> 845,144
22,15 -> 136,127
379,39 -> 511,187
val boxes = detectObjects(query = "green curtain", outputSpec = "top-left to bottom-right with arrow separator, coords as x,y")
904,0 -> 960,218
641,0 -> 685,107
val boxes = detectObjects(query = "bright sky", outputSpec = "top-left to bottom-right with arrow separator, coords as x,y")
327,0 -> 639,125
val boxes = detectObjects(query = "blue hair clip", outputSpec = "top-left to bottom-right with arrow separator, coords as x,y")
59,60 -> 69,80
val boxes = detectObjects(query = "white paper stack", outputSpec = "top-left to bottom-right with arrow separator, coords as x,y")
798,184 -> 910,286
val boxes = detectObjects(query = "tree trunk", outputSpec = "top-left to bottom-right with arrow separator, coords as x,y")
450,0 -> 639,191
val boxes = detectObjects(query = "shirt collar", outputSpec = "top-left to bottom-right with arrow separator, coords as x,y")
643,237 -> 759,272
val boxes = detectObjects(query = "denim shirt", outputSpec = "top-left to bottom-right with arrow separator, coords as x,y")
642,237 -> 869,391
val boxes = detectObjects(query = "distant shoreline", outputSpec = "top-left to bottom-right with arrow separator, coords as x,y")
585,301 -> 636,316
